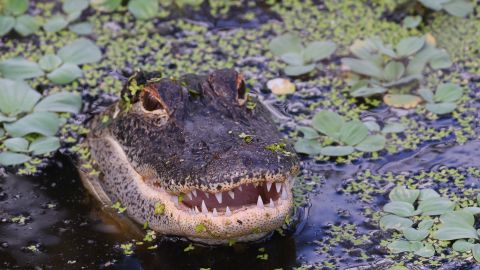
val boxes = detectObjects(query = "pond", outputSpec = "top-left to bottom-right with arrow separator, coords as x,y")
1,0 -> 479,269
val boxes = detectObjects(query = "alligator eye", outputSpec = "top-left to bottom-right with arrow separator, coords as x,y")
141,86 -> 167,113
236,75 -> 247,105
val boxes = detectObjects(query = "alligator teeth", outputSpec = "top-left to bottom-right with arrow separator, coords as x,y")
186,192 -> 192,200
204,192 -> 210,199
269,198 -> 274,208
257,195 -> 264,209
213,208 -> 218,217
192,190 -> 197,197
266,182 -> 272,192
226,206 -> 231,217
228,190 -> 235,199
201,200 -> 208,214
215,192 -> 222,204
275,182 -> 282,193
237,186 -> 242,192
281,186 -> 288,200
194,206 -> 199,213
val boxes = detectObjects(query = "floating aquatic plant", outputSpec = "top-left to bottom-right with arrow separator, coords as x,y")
43,0 -> 92,35
419,83 -> 464,115
91,0 -> 160,20
269,33 -> 337,76
0,0 -> 40,36
418,0 -> 474,17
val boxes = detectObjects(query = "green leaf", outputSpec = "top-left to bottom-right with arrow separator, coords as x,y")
418,88 -> 434,103
443,0 -> 474,17
47,63 -> 83,84
28,136 -> 60,155
414,243 -> 435,257
379,215 -> 413,231
387,240 -> 411,253
4,137 -> 29,152
355,135 -> 386,152
425,102 -> 457,115
419,189 -> 440,200
433,210 -> 478,240
453,240 -> 474,252
350,86 -> 386,97
284,64 -> 315,76
434,83 -> 463,103
0,57 -> 44,80
0,79 -> 40,116
14,15 -> 39,36
5,0 -> 29,16
312,110 -> 344,139
389,186 -> 419,204
429,49 -> 452,70
58,38 -> 102,65
383,61 -> 405,82
338,120 -> 368,146
341,58 -> 383,79
34,92 -> 82,113
382,74 -> 422,88
280,52 -> 304,66
91,0 -> 122,12
4,112 -> 61,137
269,33 -> 303,57
384,94 -> 421,109
402,16 -> 421,28
128,0 -> 159,20
68,22 -> 92,35
0,16 -> 15,36
403,227 -> 429,241
294,139 -> 322,155
0,151 -> 31,166
297,126 -> 320,139
363,121 -> 380,132
418,197 -> 455,216
383,201 -> 415,217
303,41 -> 336,62
320,146 -> 355,156
66,11 -> 81,22
418,219 -> 434,230
39,54 -> 62,72
63,0 -> 89,14
418,0 -> 449,10
406,46 -> 438,75
382,123 -> 406,134
472,244 -> 480,262
0,113 -> 16,123
463,207 -> 480,215
43,16 -> 68,32
396,37 -> 425,57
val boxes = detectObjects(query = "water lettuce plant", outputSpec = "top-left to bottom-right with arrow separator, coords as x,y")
0,79 -> 82,166
419,83 -> 464,114
0,0 -> 40,36
418,0 -> 474,17
269,33 -> 336,76
91,0 -> 159,20
380,186 -> 480,261
43,0 -> 91,34
294,110 -> 405,156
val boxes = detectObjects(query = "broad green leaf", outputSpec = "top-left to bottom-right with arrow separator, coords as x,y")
0,57 -> 44,80
4,137 -> 29,152
294,139 -> 322,155
58,38 -> 102,65
29,136 -> 60,155
473,244 -> 480,262
43,16 -> 68,32
429,49 -> 452,69
47,63 -> 83,84
66,11 -> 81,22
39,54 -> 62,72
68,22 -> 92,35
463,207 -> 480,215
355,135 -> 386,152
280,52 -> 304,66
426,102 -> 457,115
350,38 -> 377,60
284,64 -> 315,76
269,33 -> 303,57
414,243 -> 435,257
387,240 -> 411,253
418,219 -> 434,230
379,215 -> 413,230
14,15 -> 40,36
418,88 -> 434,103
396,37 -> 425,57
406,45 -> 438,75
382,74 -> 422,87
91,0 -> 122,12
418,197 -> 455,215
383,94 -> 421,109
402,16 -> 421,28
403,227 -> 429,241
440,210 -> 475,227
382,123 -> 406,134
383,201 -> 415,217
0,113 -> 16,123
0,79 -> 41,116
303,41 -> 336,62
5,0 -> 29,15
419,188 -> 440,200
363,121 -> 380,132
128,0 -> 159,20
338,120 -> 368,146
320,146 -> 354,156
297,126 -> 320,139
0,16 -> 15,36
4,112 -> 60,137
34,92 -> 82,113
452,240 -> 474,252
443,0 -> 474,17
383,61 -> 405,82
434,83 -> 463,103
341,58 -> 383,79
0,151 -> 31,166
63,0 -> 89,14
433,210 -> 478,240
389,186 -> 419,204
312,110 -> 344,139
418,0 -> 449,10
351,86 -> 386,97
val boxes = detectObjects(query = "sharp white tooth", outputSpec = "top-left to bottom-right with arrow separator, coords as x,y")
281,187 -> 288,200
266,182 -> 272,192
275,182 -> 281,193
201,200 -> 208,214
269,198 -> 274,208
213,208 -> 218,217
228,191 -> 235,199
215,193 -> 223,204
194,206 -> 199,213
257,195 -> 264,209
192,190 -> 197,197
226,206 -> 231,216
187,192 -> 192,200
238,186 -> 243,192
205,192 -> 210,199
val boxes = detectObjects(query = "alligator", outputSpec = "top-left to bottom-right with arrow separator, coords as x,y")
78,69 -> 300,244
